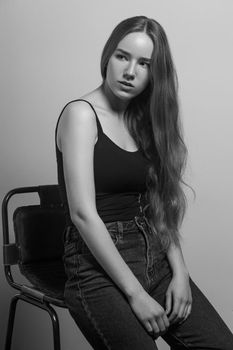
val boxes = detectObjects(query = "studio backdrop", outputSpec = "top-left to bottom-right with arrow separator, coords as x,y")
0,1 -> 232,349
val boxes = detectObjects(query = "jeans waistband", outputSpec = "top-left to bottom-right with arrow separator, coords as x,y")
63,214 -> 152,244
104,214 -> 152,233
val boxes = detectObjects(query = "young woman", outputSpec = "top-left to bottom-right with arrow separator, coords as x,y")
55,16 -> 233,350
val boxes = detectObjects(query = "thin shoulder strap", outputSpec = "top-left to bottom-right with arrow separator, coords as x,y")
55,98 -> 104,147
75,98 -> 104,134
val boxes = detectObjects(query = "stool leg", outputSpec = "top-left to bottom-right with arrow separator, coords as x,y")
5,295 -> 19,350
5,294 -> 62,350
46,305 -> 61,350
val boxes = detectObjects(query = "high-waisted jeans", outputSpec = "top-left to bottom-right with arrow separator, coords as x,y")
63,215 -> 233,349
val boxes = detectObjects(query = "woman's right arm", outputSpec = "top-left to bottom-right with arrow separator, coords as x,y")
58,101 -> 169,336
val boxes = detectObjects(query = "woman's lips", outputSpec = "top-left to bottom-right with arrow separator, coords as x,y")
118,81 -> 134,88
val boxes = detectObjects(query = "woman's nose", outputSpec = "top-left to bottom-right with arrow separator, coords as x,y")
123,62 -> 136,80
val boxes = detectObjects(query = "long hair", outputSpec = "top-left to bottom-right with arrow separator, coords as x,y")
101,16 -> 194,251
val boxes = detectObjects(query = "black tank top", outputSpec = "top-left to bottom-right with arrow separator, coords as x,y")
55,99 -> 151,225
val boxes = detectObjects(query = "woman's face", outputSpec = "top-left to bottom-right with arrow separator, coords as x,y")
105,32 -> 153,101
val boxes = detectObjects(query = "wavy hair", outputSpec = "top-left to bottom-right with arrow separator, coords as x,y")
101,16 -> 194,251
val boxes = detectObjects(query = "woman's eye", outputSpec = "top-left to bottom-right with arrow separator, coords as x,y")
140,61 -> 149,68
116,54 -> 127,60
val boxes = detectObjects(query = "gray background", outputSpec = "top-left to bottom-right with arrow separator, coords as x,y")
0,0 -> 232,349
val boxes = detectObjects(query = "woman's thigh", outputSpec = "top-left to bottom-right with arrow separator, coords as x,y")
63,223 -> 158,350
67,275 -> 158,350
148,268 -> 233,350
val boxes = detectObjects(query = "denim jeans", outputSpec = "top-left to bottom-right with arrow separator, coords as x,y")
63,215 -> 233,349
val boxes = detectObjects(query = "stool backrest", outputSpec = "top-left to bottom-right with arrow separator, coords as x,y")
6,185 -> 67,265
13,205 -> 66,264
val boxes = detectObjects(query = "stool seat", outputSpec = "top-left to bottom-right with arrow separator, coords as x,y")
20,259 -> 66,306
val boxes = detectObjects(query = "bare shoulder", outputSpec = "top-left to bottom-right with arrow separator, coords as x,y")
60,99 -> 96,127
57,99 -> 98,151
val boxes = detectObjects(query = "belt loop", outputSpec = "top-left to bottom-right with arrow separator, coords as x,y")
134,215 -> 144,230
63,225 -> 71,243
116,221 -> 124,239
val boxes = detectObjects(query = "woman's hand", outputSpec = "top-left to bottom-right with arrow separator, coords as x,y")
128,289 -> 170,338
165,270 -> 192,325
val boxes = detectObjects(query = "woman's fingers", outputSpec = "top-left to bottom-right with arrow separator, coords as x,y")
145,321 -> 155,334
183,303 -> 192,321
165,290 -> 172,316
168,297 -> 179,324
156,316 -> 168,334
168,297 -> 187,324
177,302 -> 192,325
149,319 -> 160,337
182,304 -> 189,321
162,312 -> 170,329
177,301 -> 187,322
148,314 -> 170,338
178,289 -> 192,324
146,314 -> 169,337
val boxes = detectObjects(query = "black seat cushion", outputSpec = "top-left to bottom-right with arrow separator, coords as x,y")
19,259 -> 66,304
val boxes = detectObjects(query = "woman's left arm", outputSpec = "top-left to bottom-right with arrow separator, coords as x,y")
165,241 -> 192,325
